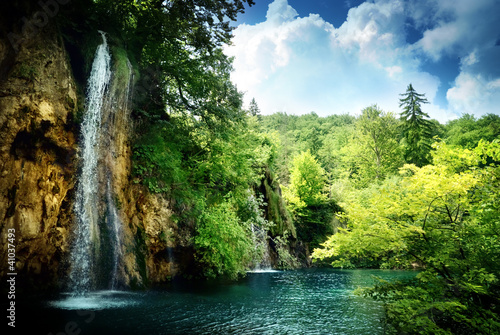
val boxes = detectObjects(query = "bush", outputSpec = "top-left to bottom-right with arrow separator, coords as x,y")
194,199 -> 252,279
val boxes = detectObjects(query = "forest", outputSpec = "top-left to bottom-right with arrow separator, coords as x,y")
1,0 -> 499,334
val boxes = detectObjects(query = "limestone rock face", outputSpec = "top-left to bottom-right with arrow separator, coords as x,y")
126,187 -> 195,285
0,25 -> 78,290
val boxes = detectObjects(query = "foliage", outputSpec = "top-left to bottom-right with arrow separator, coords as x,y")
132,125 -> 187,194
294,201 -> 341,249
259,112 -> 356,184
313,140 -> 500,333
399,83 -> 434,167
259,168 -> 296,238
248,98 -> 261,117
445,113 -> 500,149
360,276 -> 500,335
340,105 -> 403,187
194,198 -> 253,280
281,150 -> 341,247
283,150 -> 326,209
273,231 -> 301,270
91,0 -> 253,131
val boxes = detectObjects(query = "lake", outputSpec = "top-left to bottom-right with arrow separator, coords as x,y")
15,268 -> 416,334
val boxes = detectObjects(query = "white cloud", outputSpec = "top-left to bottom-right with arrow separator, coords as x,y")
226,0 -> 499,123
447,73 -> 500,117
266,0 -> 298,24
410,0 -> 500,117
412,0 -> 498,61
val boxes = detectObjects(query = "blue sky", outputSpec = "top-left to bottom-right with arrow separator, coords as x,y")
225,0 -> 500,123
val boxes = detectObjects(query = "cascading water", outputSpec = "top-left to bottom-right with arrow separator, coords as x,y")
246,193 -> 274,271
101,54 -> 134,291
69,31 -> 111,294
251,223 -> 273,271
106,176 -> 123,290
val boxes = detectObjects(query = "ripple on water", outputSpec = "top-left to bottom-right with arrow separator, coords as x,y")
37,269 -> 416,335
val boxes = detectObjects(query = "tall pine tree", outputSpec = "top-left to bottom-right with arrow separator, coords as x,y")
399,84 -> 433,167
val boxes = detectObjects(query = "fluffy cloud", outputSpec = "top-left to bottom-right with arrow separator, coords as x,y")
225,0 -> 499,123
447,73 -> 500,117
410,0 -> 500,118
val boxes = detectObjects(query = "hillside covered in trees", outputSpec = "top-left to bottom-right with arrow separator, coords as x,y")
258,103 -> 500,334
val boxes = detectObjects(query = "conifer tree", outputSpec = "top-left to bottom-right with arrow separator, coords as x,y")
399,83 -> 433,166
249,98 -> 261,116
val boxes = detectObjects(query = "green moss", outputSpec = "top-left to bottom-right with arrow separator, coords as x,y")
261,169 -> 296,238
14,63 -> 38,81
110,46 -> 132,92
133,225 -> 149,288
65,94 -> 76,109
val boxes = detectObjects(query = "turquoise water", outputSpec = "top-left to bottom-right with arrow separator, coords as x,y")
17,268 -> 415,334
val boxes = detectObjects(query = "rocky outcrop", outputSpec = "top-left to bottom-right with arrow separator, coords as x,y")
0,23 -> 78,290
126,188 -> 195,285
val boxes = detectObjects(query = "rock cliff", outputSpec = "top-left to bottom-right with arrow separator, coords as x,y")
0,23 -> 78,290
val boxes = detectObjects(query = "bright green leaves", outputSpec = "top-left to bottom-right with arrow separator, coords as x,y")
444,114 -> 500,149
313,143 -> 479,268
194,198 -> 253,280
341,105 -> 403,187
283,150 -> 326,209
282,150 -> 340,248
313,140 -> 500,333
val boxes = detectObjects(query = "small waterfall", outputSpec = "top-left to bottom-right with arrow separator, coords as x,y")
246,193 -> 273,271
102,51 -> 134,291
251,223 -> 273,271
69,31 -> 111,294
106,176 -> 123,290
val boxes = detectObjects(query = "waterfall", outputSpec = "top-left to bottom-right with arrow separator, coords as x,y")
106,176 -> 123,290
69,31 -> 134,293
104,56 -> 134,290
246,193 -> 273,271
251,223 -> 273,271
69,31 -> 111,294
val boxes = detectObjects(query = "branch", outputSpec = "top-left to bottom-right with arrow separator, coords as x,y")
445,204 -> 454,224
422,195 -> 442,230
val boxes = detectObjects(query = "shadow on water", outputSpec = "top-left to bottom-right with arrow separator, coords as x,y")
14,268 -> 417,335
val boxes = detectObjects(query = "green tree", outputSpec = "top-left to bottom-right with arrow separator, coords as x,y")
91,0 -> 254,131
341,106 -> 402,186
445,113 -> 500,149
284,150 -> 326,209
313,140 -> 500,334
399,83 -> 434,166
194,198 -> 252,279
248,98 -> 261,116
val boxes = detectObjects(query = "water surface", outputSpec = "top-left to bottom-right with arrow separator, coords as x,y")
17,268 -> 415,334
